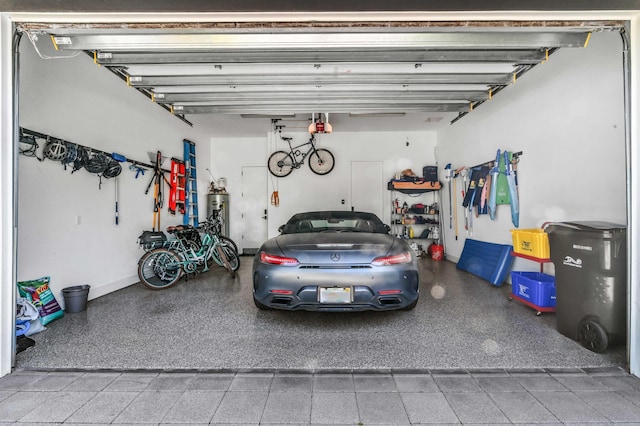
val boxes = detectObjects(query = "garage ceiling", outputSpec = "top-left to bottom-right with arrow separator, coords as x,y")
21,23 -> 615,126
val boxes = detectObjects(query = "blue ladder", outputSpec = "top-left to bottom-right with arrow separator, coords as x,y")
183,139 -> 199,226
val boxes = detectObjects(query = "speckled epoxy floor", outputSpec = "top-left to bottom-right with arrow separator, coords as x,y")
15,257 -> 626,370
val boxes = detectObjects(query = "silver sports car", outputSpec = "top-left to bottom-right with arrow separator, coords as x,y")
252,211 -> 419,311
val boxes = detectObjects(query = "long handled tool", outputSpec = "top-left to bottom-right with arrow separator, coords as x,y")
467,194 -> 473,237
432,160 -> 447,255
453,177 -> 458,240
460,168 -> 469,233
505,151 -> 520,227
481,173 -> 490,215
155,151 -> 164,231
488,149 -> 501,220
114,177 -> 119,225
453,166 -> 466,240
145,151 -> 171,231
444,163 -> 452,230
152,169 -> 162,231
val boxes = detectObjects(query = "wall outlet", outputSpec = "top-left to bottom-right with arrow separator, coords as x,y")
75,215 -> 81,225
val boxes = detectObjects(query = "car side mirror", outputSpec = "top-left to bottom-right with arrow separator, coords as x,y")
278,225 -> 285,233
384,224 -> 391,233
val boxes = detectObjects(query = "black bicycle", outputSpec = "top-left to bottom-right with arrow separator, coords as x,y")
268,134 -> 335,177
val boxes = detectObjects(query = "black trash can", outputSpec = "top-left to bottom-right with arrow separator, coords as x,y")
545,221 -> 626,352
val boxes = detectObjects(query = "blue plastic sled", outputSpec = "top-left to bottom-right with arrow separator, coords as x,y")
457,238 -> 514,286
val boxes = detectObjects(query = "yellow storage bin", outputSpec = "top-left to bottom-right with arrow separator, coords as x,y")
510,228 -> 550,259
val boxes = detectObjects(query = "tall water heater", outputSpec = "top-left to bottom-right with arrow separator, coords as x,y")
207,193 -> 229,236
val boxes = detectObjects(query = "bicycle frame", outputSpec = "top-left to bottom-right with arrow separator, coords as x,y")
171,231 -> 230,273
283,135 -> 318,168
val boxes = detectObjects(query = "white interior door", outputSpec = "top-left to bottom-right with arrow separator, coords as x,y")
241,166 -> 269,255
350,161 -> 384,219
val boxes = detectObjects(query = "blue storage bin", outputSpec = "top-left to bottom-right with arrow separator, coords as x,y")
511,271 -> 556,307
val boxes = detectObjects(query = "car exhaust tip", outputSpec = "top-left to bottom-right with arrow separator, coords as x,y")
271,297 -> 293,305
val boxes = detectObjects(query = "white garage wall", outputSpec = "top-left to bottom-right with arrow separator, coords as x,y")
17,39 -> 214,303
437,31 -> 626,271
210,130 -> 438,246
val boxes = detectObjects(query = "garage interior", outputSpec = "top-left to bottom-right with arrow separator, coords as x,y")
9,15 -> 631,374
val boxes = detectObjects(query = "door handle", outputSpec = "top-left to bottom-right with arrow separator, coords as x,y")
262,209 -> 268,220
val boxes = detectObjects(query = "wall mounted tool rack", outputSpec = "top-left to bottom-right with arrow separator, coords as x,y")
468,151 -> 523,171
451,151 -> 523,180
19,127 -> 170,174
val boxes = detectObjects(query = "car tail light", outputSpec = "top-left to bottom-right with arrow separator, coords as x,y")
371,251 -> 412,266
260,251 -> 299,266
378,289 -> 402,295
270,289 -> 294,295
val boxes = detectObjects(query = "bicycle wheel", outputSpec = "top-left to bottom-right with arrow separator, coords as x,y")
221,244 -> 241,271
268,151 -> 294,177
137,248 -> 182,290
206,236 -> 238,265
308,148 -> 335,175
215,245 -> 236,278
220,236 -> 239,254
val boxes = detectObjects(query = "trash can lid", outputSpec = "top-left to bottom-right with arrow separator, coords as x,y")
549,221 -> 625,230
545,221 -> 626,236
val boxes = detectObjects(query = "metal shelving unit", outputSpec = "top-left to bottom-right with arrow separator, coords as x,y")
390,189 -> 440,243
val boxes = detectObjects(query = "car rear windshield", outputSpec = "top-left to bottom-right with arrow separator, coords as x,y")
283,212 -> 388,234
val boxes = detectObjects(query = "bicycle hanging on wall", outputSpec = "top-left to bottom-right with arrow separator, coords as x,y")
267,129 -> 335,178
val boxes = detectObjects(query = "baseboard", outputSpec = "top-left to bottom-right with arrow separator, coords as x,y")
87,275 -> 138,301
445,254 -> 460,263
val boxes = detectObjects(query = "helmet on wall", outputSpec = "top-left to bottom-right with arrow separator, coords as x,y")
43,138 -> 67,161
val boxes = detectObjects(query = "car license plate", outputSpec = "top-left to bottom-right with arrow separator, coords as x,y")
319,287 -> 351,304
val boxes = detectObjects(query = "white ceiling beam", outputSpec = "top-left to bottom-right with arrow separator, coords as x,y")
51,31 -> 590,51
94,49 -> 549,65
172,102 -> 471,114
128,72 -> 515,87
153,90 -> 489,103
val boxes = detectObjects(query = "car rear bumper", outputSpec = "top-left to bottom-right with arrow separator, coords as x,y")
253,264 -> 419,311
